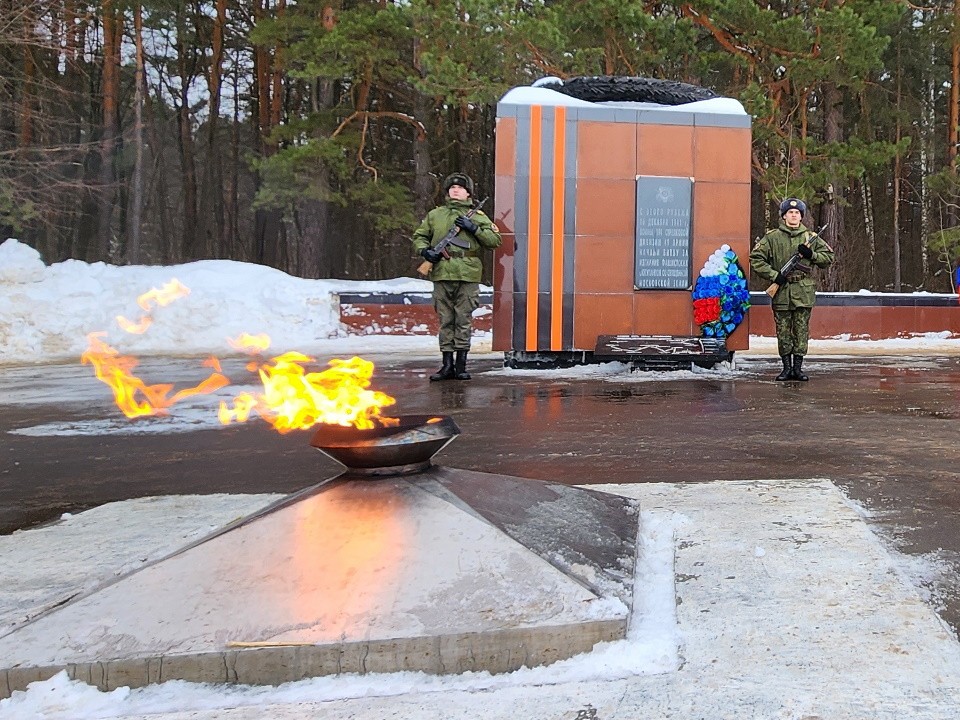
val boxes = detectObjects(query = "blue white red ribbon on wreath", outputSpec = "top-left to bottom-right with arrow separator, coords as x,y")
691,245 -> 750,338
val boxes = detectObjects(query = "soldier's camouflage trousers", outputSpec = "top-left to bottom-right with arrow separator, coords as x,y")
773,308 -> 812,356
433,280 -> 479,352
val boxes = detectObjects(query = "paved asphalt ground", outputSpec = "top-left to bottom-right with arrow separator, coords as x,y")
2,351 -> 960,632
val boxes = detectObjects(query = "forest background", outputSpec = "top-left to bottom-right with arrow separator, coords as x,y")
4,0 -> 960,293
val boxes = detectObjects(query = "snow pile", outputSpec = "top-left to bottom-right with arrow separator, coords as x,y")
0,239 -> 430,364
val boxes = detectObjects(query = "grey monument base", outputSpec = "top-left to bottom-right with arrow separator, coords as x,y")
0,466 -> 640,696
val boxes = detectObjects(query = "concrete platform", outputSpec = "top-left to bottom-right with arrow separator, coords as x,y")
0,467 -> 639,696
6,478 -> 960,719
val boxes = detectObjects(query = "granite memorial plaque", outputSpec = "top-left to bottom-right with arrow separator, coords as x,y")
634,176 -> 693,290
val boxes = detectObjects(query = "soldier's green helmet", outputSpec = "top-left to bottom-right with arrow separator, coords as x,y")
443,173 -> 474,197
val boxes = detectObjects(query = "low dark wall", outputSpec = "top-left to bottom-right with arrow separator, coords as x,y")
339,291 -> 960,340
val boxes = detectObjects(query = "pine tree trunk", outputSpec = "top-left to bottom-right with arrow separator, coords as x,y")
860,180 -> 874,289
413,35 -> 434,220
19,4 -> 34,147
176,0 -> 199,259
96,1 -> 122,262
0,0 -> 15,147
252,0 -> 281,268
206,0 -> 228,257
821,82 -> 844,292
228,65 -> 243,259
143,81 -> 174,262
128,2 -> 146,264
948,0 -> 960,232
293,78 -> 337,279
920,33 -> 936,286
892,53 -> 903,293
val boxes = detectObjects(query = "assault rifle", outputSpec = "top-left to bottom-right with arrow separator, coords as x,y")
765,223 -> 829,298
416,197 -> 489,278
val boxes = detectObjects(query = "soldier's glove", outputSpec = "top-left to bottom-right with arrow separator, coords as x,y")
774,272 -> 787,286
421,247 -> 443,263
454,216 -> 479,235
797,243 -> 813,259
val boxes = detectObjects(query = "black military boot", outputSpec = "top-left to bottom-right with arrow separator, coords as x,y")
429,351 -> 455,381
775,355 -> 793,381
792,354 -> 809,381
454,349 -> 471,380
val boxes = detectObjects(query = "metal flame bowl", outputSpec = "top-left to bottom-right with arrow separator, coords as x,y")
310,414 -> 461,477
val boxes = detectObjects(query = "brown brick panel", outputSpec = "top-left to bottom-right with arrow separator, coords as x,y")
579,121 -> 637,178
339,293 -> 494,337
637,124 -> 694,177
748,295 -> 960,339
693,126 -> 752,183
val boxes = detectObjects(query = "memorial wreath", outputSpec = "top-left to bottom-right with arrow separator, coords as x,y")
692,246 -> 750,338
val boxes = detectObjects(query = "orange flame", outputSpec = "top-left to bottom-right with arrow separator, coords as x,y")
218,354 -> 396,432
81,332 -> 230,418
137,278 -> 190,311
116,315 -> 153,334
227,333 -> 271,354
83,282 -> 396,431
114,279 -> 189,335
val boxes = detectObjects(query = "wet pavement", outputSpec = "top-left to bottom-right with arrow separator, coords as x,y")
2,351 -> 960,632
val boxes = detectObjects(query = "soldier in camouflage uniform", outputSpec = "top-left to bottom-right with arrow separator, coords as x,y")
412,173 -> 502,381
750,198 -> 834,381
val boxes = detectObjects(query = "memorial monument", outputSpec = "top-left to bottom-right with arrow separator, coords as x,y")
491,77 -> 752,369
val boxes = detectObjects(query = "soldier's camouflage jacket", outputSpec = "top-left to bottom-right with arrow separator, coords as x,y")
411,198 -> 502,283
749,222 -> 835,309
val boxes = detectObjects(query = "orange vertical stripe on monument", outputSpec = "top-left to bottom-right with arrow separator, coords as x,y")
526,106 -> 542,350
551,106 -> 566,351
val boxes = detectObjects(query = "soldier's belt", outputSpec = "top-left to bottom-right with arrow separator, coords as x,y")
450,250 -> 479,258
